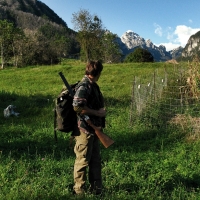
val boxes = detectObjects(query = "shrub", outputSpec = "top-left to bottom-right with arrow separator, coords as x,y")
124,47 -> 154,63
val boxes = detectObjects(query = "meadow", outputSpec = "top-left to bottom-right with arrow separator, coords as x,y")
0,60 -> 200,200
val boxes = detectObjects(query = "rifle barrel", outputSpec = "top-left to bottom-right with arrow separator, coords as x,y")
58,72 -> 74,97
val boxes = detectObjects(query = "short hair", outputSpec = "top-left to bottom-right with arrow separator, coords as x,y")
85,60 -> 103,77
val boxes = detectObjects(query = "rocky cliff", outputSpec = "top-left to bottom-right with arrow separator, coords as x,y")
181,31 -> 200,59
118,30 -> 183,62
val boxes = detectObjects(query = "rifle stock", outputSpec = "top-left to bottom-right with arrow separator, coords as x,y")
86,119 -> 114,148
58,72 -> 114,148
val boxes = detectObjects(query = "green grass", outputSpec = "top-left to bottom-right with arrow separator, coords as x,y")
0,61 -> 200,199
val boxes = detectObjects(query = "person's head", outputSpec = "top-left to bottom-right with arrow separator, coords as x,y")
85,60 -> 103,79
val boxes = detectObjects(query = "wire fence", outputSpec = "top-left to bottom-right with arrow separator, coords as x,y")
130,63 -> 200,138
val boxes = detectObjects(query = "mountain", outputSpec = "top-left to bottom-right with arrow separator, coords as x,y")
0,0 -> 80,66
1,0 -> 197,63
117,30 -> 183,62
0,0 -> 74,32
181,31 -> 200,60
169,46 -> 184,59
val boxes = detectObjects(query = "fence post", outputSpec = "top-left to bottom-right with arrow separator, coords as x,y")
130,76 -> 135,126
154,71 -> 156,102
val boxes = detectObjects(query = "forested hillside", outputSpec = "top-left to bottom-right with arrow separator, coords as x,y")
0,0 -> 80,67
0,0 -> 122,67
0,0 -> 68,29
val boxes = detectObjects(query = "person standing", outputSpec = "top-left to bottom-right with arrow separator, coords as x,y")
72,60 -> 106,195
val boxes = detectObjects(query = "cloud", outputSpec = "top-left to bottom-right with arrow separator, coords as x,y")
156,42 -> 180,51
154,23 -> 162,37
173,25 -> 200,47
155,25 -> 200,51
189,19 -> 193,23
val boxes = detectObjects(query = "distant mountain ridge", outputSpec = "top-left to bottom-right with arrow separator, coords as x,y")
117,30 -> 183,62
0,0 -> 71,31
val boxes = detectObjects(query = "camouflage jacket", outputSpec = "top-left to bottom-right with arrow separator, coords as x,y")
73,75 -> 105,133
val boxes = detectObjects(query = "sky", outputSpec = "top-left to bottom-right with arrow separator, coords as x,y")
40,0 -> 200,51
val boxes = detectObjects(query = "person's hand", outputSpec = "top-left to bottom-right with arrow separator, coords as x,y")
96,108 -> 106,117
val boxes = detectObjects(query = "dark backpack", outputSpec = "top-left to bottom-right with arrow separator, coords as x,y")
54,82 -> 79,140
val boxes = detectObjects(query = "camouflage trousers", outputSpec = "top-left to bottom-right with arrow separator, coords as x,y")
73,131 -> 102,195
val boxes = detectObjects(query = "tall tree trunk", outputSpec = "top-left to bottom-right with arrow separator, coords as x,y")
12,43 -> 19,68
1,42 -> 4,69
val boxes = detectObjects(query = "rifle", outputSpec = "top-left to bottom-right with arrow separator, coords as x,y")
58,72 -> 114,148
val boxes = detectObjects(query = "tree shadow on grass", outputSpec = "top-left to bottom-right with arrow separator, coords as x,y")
160,173 -> 200,197
106,127 -> 181,154
0,90 -> 74,160
0,90 -> 53,118
0,132 -> 74,159
174,173 -> 200,191
104,173 -> 200,198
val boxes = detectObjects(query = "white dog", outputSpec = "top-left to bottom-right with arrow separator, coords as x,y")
4,105 -> 20,118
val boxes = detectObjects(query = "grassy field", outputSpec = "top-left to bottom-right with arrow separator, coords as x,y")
0,60 -> 200,200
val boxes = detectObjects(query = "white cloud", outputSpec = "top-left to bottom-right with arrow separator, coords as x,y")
167,30 -> 174,41
154,23 -> 162,37
189,19 -> 193,23
155,25 -> 200,51
155,42 -> 180,51
173,25 -> 200,47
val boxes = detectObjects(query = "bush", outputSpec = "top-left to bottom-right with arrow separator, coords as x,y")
124,47 -> 154,63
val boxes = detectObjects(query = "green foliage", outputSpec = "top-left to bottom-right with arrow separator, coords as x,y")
0,61 -> 200,199
1,2 -> 120,65
38,23 -> 77,62
72,9 -> 121,62
0,19 -> 24,68
72,9 -> 104,61
124,47 -> 154,63
0,0 -> 67,27
0,1 -> 79,66
102,32 -> 122,63
0,19 -> 79,67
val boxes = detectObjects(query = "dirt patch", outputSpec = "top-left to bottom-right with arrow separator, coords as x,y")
165,59 -> 179,64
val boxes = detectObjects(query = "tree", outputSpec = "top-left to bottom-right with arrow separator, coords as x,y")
72,9 -> 104,61
39,24 -> 70,63
0,20 -> 25,68
124,47 -> 154,63
102,31 -> 122,63
72,9 -> 122,62
11,27 -> 25,67
0,20 -> 14,69
20,31 -> 59,66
